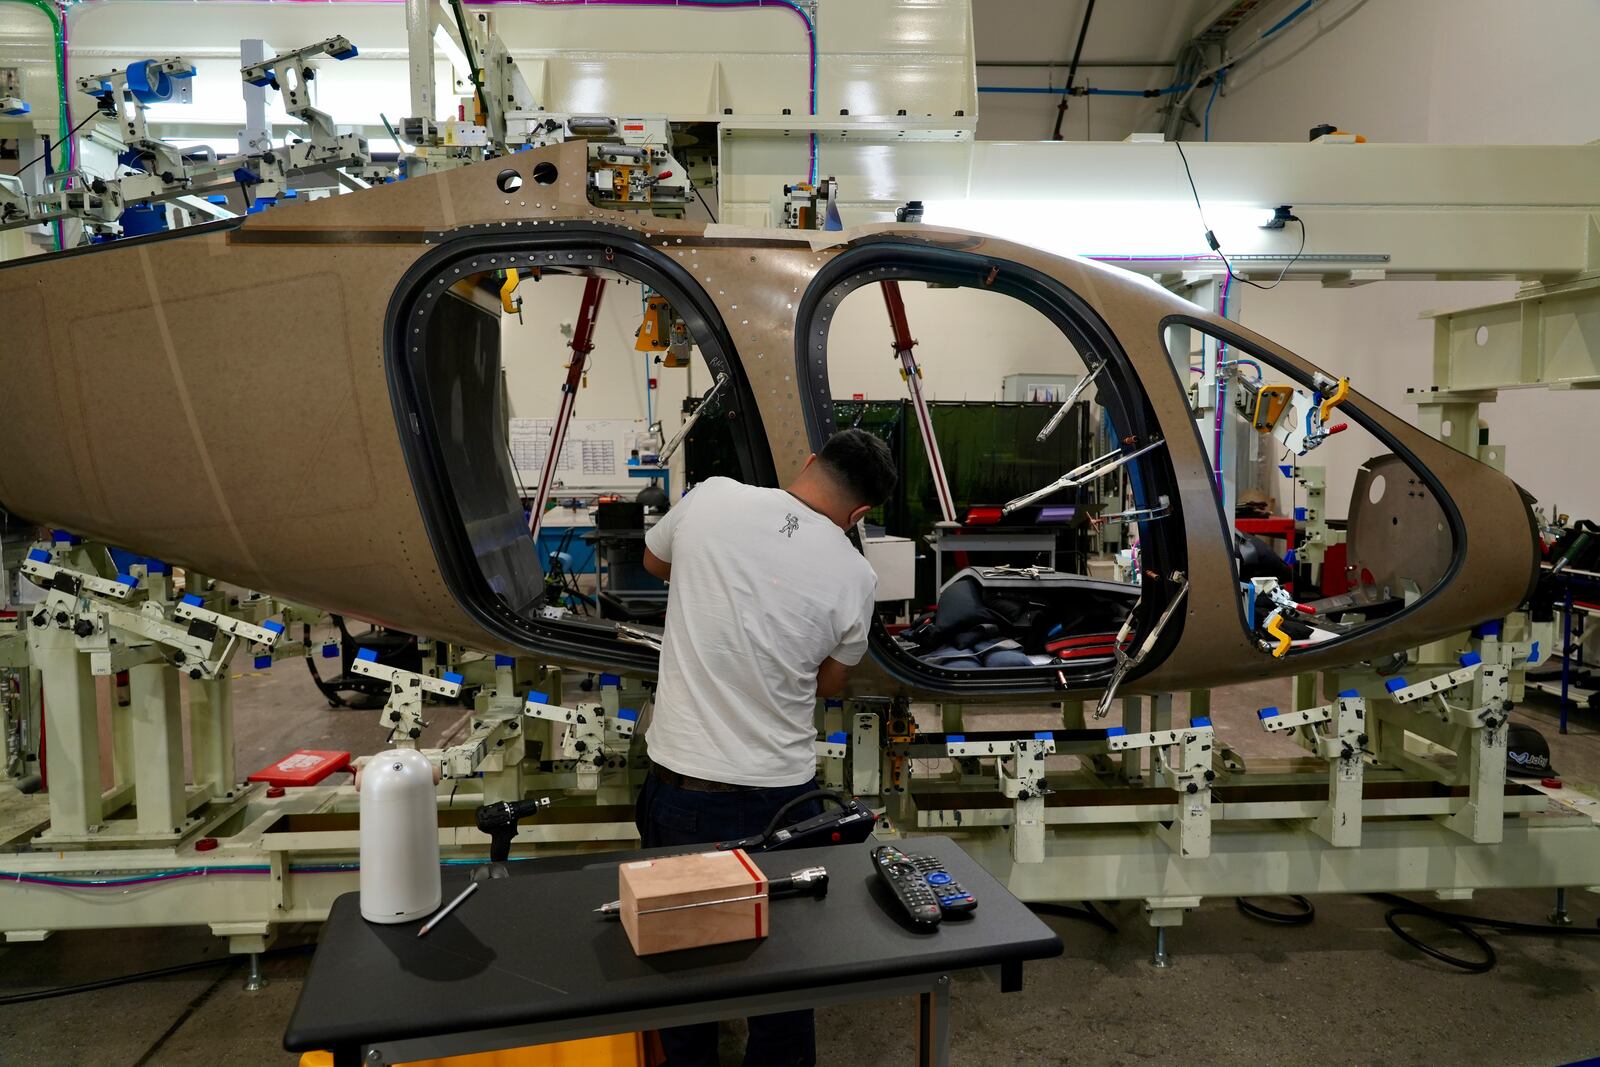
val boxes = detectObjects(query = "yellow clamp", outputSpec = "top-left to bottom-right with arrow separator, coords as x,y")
1318,377 -> 1349,423
500,269 -> 521,315
1265,613 -> 1292,658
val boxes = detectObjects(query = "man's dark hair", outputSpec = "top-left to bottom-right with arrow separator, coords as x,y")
816,428 -> 898,507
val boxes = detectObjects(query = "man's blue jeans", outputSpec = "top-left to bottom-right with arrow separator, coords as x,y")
634,770 -> 825,1067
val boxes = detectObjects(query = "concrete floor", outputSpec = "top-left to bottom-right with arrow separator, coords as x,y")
3,664 -> 1599,1066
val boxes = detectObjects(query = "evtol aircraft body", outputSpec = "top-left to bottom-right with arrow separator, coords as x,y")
0,141 -> 1538,702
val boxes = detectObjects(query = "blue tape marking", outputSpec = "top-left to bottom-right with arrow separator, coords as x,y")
254,655 -> 272,669
1294,507 -> 1307,521
827,731 -> 848,744
442,671 -> 464,686
1105,726 -> 1127,737
1257,706 -> 1278,719
115,573 -> 137,588
1284,549 -> 1297,564
1459,651 -> 1482,668
355,647 -> 378,662
181,593 -> 203,606
599,672 -> 621,687
1278,464 -> 1294,477
494,654 -> 515,667
1384,677 -> 1408,693
618,708 -> 639,721
1530,641 -> 1540,663
27,548 -> 49,563
321,643 -> 339,658
263,619 -> 285,635
526,690 -> 549,705
1191,716 -> 1211,728
946,734 -> 965,743
1339,689 -> 1359,699
1034,731 -> 1053,740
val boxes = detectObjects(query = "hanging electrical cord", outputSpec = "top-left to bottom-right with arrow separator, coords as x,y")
1371,893 -> 1600,974
1174,139 -> 1306,291
1236,894 -> 1315,925
0,944 -> 312,1006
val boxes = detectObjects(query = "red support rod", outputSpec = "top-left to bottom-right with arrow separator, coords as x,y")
880,281 -> 957,525
528,276 -> 608,535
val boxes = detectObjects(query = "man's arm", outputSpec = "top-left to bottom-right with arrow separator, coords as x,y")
817,657 -> 849,699
643,548 -> 671,581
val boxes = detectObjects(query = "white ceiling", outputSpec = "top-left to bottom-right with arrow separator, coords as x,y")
973,0 -> 1221,68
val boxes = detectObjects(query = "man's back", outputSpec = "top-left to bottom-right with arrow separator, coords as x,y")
643,477 -> 877,787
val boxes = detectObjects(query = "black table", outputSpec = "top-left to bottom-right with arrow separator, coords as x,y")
283,836 -> 1061,1066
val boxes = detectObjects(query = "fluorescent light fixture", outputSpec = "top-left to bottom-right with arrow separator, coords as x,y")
919,199 -> 1281,259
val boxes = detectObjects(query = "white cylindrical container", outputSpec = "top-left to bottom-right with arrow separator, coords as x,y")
359,748 -> 442,923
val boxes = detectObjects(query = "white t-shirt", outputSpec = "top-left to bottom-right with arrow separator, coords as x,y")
643,476 -> 878,787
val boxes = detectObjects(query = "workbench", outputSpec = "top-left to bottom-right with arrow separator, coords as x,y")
283,836 -> 1062,1067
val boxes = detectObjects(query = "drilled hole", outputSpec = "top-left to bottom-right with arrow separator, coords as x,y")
532,161 -> 559,185
495,169 -> 523,193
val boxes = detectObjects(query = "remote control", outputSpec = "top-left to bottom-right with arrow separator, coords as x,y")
871,845 -> 977,926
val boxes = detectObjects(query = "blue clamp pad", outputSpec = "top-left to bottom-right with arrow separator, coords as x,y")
599,672 -> 621,688
263,619 -> 285,635
51,529 -> 83,545
1529,641 -> 1540,664
1034,731 -> 1053,740
321,643 -> 339,658
253,655 -> 272,670
1283,549 -> 1297,564
826,731 -> 848,744
526,689 -> 549,704
1257,706 -> 1279,719
1191,716 -> 1211,728
27,548 -> 49,563
946,734 -> 965,743
1473,620 -> 1503,639
206,194 -> 229,204
1384,677 -> 1408,693
825,699 -> 844,708
233,166 -> 261,185
180,593 -> 203,607
245,73 -> 274,87
1104,726 -> 1127,737
2,101 -> 30,116
330,43 -> 359,59
442,671 -> 464,686
618,708 -> 639,721
494,654 -> 515,667
355,647 -> 378,663
1458,651 -> 1482,668
1294,507 -> 1307,521
115,573 -> 138,588
148,560 -> 169,574
1338,689 -> 1359,699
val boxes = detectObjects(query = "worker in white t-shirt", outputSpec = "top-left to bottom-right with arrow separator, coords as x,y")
636,428 -> 897,1067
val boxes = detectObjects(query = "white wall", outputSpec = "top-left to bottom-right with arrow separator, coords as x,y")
1200,0 -> 1600,521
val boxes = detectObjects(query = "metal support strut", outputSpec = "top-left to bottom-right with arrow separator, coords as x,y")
529,275 -> 608,534
881,280 -> 956,525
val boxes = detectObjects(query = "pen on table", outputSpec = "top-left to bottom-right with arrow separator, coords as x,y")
417,881 -> 479,937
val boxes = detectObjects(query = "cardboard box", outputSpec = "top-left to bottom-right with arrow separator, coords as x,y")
618,849 -> 769,956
